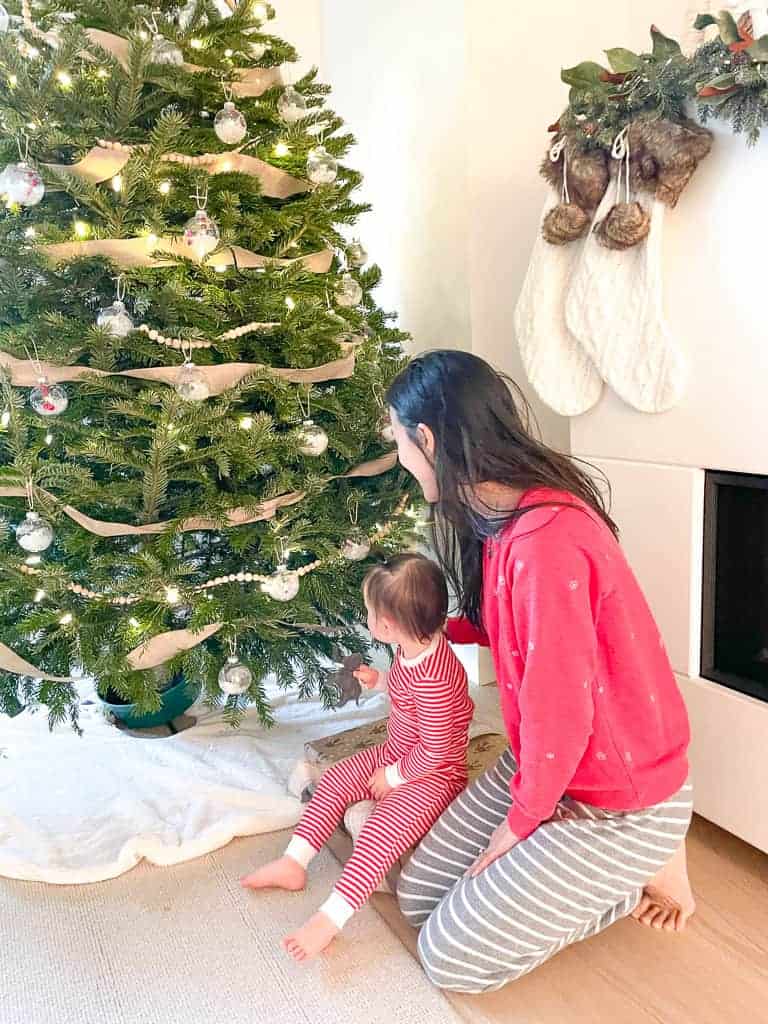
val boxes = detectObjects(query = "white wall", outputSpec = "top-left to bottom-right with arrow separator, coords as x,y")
462,2 -> 694,450
320,0 -> 472,357
269,1 -> 696,451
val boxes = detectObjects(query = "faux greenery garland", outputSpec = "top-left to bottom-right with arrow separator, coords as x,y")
553,12 -> 768,150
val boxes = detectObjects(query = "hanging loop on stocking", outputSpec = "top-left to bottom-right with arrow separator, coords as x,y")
596,124 -> 650,251
541,135 -> 589,245
612,126 -> 631,206
549,136 -> 569,204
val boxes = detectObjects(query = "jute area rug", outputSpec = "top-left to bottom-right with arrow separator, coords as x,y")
1,829 -> 463,1024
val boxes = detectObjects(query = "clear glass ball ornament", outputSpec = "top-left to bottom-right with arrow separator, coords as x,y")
335,273 -> 363,308
297,419 -> 328,457
277,85 -> 307,124
218,655 -> 253,695
341,530 -> 371,562
261,566 -> 301,602
151,34 -> 184,66
16,510 -> 54,552
347,240 -> 368,268
183,209 -> 220,259
2,161 -> 45,207
306,145 -> 338,185
30,378 -> 69,417
214,101 -> 248,145
96,300 -> 134,338
175,361 -> 210,402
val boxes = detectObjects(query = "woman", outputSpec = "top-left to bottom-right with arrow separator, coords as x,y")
386,350 -> 695,994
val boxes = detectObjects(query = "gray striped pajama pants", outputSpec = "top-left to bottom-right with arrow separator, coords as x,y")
397,748 -> 693,994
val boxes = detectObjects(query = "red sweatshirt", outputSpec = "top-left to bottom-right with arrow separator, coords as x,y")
446,487 -> 690,840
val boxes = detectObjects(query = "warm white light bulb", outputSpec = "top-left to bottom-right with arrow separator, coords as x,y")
74,220 -> 89,239
45,432 -> 53,445
24,227 -> 36,239
59,612 -> 73,625
8,74 -> 17,86
34,589 -> 46,603
158,180 -> 171,195
239,416 -> 254,430
274,141 -> 290,157
56,70 -> 72,88
165,586 -> 180,605
97,67 -> 109,79
1,410 -> 10,427
128,617 -> 140,628
111,174 -> 123,192
224,48 -> 233,57
190,38 -> 203,50
285,296 -> 295,310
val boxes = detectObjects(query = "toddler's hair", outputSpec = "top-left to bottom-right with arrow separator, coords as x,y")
363,553 -> 448,642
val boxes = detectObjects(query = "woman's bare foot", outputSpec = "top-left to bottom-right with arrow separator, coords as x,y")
240,856 -> 306,892
282,911 -> 339,961
632,841 -> 696,932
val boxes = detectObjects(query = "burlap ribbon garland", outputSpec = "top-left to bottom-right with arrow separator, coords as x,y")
0,452 -> 401,679
43,236 -> 333,272
127,622 -> 224,671
0,641 -> 75,683
21,9 -> 283,100
0,452 -> 398,538
43,144 -> 308,199
0,343 -> 357,397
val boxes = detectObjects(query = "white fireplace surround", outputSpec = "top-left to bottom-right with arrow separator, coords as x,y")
570,114 -> 768,854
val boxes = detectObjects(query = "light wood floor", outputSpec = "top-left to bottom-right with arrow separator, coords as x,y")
364,815 -> 768,1024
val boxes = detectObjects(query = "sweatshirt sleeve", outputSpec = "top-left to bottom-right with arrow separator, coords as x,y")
386,676 -> 455,784
505,544 -> 598,840
445,616 -> 490,647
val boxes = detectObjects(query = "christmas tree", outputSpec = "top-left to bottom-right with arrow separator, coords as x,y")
0,0 -> 416,730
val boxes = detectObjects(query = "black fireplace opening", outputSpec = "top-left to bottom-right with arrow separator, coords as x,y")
701,470 -> 768,703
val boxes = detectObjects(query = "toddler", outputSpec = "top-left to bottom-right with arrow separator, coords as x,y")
241,552 -> 474,960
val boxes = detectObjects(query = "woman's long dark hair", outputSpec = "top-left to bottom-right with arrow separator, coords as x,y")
386,350 -> 617,626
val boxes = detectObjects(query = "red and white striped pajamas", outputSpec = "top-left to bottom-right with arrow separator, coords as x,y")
287,635 -> 474,928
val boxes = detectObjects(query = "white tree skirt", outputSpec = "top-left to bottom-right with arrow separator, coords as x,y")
0,677 -> 502,884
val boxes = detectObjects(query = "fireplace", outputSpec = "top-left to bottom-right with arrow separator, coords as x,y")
701,471 -> 768,703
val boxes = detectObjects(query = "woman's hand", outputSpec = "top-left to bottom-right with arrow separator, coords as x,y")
467,819 -> 520,877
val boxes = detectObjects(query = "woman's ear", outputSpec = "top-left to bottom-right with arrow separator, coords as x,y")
417,423 -> 436,458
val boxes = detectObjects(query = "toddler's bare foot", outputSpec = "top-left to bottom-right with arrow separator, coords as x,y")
632,840 -> 696,932
240,855 -> 306,892
282,911 -> 340,961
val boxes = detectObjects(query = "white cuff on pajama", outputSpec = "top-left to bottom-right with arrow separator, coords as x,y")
320,890 -> 356,929
285,835 -> 316,869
